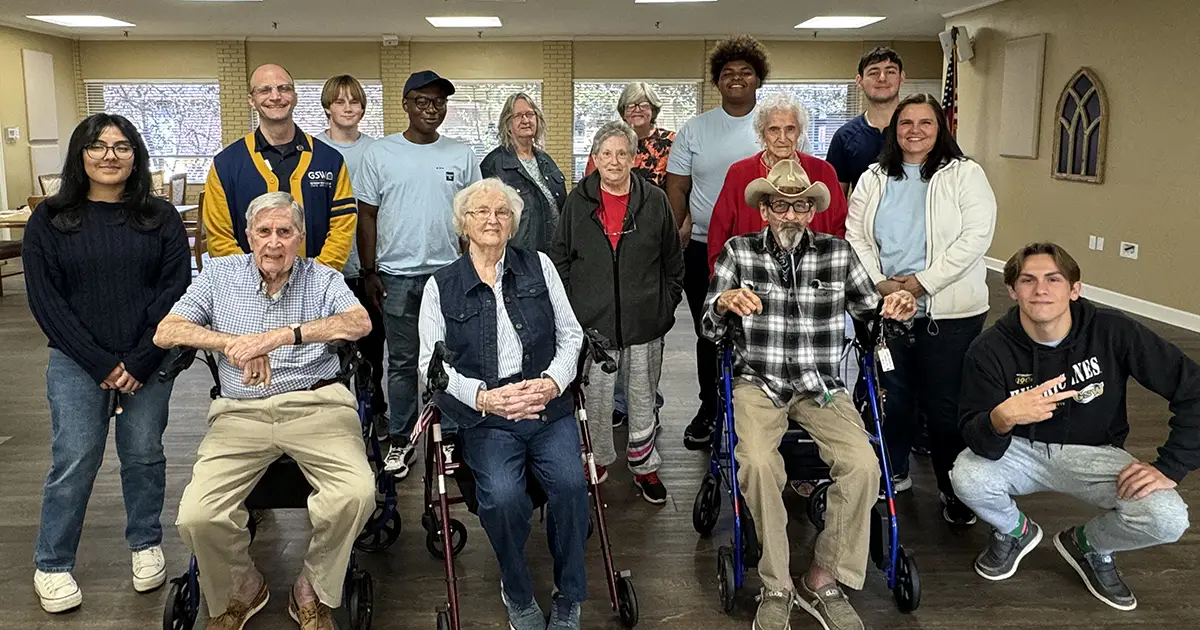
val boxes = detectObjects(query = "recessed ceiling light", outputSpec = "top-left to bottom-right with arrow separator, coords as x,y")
26,15 -> 135,28
425,16 -> 503,28
634,1 -> 718,4
795,16 -> 886,29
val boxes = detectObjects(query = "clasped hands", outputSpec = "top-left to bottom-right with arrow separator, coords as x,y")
477,378 -> 561,421
223,328 -> 293,388
716,286 -> 918,320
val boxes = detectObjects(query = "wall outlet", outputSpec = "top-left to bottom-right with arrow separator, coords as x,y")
4,127 -> 18,142
1088,235 -> 1097,250
1096,236 -> 1104,251
1120,241 -> 1139,259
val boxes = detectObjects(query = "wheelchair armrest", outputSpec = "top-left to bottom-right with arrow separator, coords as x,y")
158,347 -> 198,382
326,340 -> 361,384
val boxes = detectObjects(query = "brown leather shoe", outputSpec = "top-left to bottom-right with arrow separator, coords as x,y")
289,588 -> 338,630
208,581 -> 269,630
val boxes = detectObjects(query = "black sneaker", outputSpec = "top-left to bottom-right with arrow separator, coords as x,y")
1054,528 -> 1137,611
683,410 -> 714,450
633,472 -> 667,505
612,409 -> 627,428
941,493 -> 978,526
974,518 -> 1042,581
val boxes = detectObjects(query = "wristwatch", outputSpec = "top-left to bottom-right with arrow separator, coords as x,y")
292,324 -> 303,345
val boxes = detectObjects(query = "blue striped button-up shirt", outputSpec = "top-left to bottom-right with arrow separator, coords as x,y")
169,254 -> 361,400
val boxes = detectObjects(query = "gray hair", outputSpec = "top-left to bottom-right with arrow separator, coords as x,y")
753,93 -> 811,147
497,92 -> 547,150
589,120 -> 638,158
616,81 -> 663,125
245,191 -> 304,233
452,178 -> 524,239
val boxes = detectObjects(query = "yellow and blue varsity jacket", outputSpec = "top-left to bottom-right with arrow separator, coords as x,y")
203,129 -> 357,270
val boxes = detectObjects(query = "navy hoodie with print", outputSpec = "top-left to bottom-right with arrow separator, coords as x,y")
959,297 -> 1200,482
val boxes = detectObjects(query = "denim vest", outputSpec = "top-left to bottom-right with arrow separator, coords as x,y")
433,247 -> 574,429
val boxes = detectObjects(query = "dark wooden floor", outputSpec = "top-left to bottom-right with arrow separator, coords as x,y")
1,273 -> 1197,630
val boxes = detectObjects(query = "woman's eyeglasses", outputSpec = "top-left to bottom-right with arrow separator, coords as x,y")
85,143 -> 134,160
766,199 -> 816,215
467,207 -> 513,221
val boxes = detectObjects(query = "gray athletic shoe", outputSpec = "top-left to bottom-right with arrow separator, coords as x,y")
796,580 -> 863,630
504,595 -> 546,630
752,588 -> 794,630
975,518 -> 1043,580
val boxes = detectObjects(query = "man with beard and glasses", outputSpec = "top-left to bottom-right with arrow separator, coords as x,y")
703,159 -> 917,630
355,70 -> 482,479
826,47 -> 906,196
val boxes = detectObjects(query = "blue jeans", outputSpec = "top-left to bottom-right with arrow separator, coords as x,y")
462,414 -> 589,607
35,348 -> 174,572
380,273 -> 431,444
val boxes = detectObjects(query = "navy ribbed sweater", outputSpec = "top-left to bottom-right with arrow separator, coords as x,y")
21,198 -> 192,384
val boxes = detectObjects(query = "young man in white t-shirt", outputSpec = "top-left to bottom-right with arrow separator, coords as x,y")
356,71 -> 482,480
665,35 -> 771,449
315,74 -> 385,421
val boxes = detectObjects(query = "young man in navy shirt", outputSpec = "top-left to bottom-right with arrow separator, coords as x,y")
825,47 -> 905,196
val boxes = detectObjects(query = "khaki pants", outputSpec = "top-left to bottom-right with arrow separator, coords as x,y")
733,382 -> 878,592
176,385 -> 375,617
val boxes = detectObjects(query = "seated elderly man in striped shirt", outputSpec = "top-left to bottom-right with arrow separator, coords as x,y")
703,160 -> 916,630
154,191 -> 374,630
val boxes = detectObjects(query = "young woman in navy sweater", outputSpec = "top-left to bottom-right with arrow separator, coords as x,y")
22,113 -> 191,613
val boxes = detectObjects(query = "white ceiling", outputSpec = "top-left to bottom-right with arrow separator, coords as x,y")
1,0 -> 997,40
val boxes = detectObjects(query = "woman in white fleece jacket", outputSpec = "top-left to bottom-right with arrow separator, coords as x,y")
845,93 -> 996,527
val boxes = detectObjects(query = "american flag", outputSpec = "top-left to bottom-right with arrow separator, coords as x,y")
943,28 -> 958,137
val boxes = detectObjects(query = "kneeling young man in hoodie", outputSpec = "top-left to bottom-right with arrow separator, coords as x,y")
952,242 -> 1197,611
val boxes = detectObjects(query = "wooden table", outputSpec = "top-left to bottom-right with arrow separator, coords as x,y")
0,205 -> 196,229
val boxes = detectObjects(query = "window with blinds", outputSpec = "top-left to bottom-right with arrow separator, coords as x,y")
572,80 -> 701,180
251,80 -> 385,140
439,80 -> 543,161
759,79 -> 943,159
84,81 -> 222,183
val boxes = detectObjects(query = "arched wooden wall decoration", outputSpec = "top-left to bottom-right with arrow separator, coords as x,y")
1051,67 -> 1108,183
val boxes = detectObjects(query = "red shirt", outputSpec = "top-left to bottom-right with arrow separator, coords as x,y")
707,150 -> 848,276
599,189 -> 630,250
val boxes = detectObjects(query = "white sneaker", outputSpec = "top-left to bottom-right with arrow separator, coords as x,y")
131,546 -> 167,592
384,444 -> 415,480
34,570 -> 82,613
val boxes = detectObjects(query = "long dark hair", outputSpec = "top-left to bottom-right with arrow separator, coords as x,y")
45,113 -> 160,232
877,93 -> 965,182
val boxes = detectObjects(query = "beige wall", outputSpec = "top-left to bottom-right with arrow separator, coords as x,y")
246,41 -> 380,80
410,42 -> 544,79
79,41 -> 217,79
952,0 -> 1198,312
764,39 -> 944,79
0,25 -> 79,207
574,41 -> 706,79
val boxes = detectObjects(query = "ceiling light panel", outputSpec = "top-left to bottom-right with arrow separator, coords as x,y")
425,16 -> 503,28
26,15 -> 135,28
795,16 -> 886,29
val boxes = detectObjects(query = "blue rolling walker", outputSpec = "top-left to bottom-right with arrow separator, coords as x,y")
160,342 -> 401,630
691,309 -> 922,614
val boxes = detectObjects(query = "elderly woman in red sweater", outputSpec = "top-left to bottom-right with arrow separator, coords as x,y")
706,93 -> 847,275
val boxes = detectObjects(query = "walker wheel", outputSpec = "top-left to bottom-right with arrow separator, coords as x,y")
716,546 -> 736,613
692,472 -> 721,535
436,609 -> 450,630
162,576 -> 197,630
617,575 -> 639,627
346,570 -> 373,630
892,545 -> 921,613
807,481 -> 831,531
426,518 -> 468,558
355,507 -> 401,552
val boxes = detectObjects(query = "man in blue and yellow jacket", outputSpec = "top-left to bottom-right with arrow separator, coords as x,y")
203,63 -> 356,270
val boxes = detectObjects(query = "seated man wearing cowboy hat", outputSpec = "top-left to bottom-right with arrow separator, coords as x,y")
702,159 -> 917,630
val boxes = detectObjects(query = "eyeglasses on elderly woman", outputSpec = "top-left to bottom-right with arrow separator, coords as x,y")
466,206 -> 514,221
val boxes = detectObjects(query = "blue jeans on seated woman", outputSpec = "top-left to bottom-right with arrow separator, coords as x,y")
462,413 -> 589,608
34,348 -> 174,572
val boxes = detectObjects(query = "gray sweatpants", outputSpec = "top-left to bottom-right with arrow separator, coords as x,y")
951,437 -> 1190,555
585,338 -> 663,475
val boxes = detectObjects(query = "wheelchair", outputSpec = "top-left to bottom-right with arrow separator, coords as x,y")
415,334 -> 639,630
691,308 -> 922,614
159,341 -> 400,630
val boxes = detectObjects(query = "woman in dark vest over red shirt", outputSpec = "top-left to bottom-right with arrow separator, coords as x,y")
22,113 -> 191,614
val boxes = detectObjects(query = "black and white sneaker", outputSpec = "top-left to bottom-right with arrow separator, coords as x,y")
612,410 -> 627,428
941,493 -> 978,526
1054,528 -> 1137,611
974,518 -> 1042,581
383,443 -> 415,480
683,410 -> 714,450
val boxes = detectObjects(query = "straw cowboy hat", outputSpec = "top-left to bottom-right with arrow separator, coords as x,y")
744,159 -> 831,213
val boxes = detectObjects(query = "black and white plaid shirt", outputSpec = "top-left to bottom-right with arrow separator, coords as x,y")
702,228 -> 880,408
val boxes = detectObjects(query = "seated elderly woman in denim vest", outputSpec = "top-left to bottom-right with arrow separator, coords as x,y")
417,178 -> 588,630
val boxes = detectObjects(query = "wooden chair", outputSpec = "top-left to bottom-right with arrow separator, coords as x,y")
184,191 -> 206,274
0,239 -> 21,297
151,171 -> 165,197
38,173 -> 61,196
167,173 -> 187,206
27,196 -> 46,211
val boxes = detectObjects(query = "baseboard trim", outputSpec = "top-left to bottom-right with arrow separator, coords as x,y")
983,256 -> 1200,333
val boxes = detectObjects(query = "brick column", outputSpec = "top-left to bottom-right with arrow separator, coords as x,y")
71,40 -> 86,121
702,39 -> 721,111
380,42 -> 411,135
216,40 -> 250,146
541,41 -> 575,182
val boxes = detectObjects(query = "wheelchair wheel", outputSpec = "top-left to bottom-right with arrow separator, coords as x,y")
893,546 -> 921,613
426,518 -> 468,559
691,472 -> 721,535
807,481 -> 830,531
346,570 -> 373,630
162,577 -> 196,630
436,609 -> 451,630
355,506 -> 401,553
617,575 -> 639,628
716,546 -> 736,613
740,500 -> 760,569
